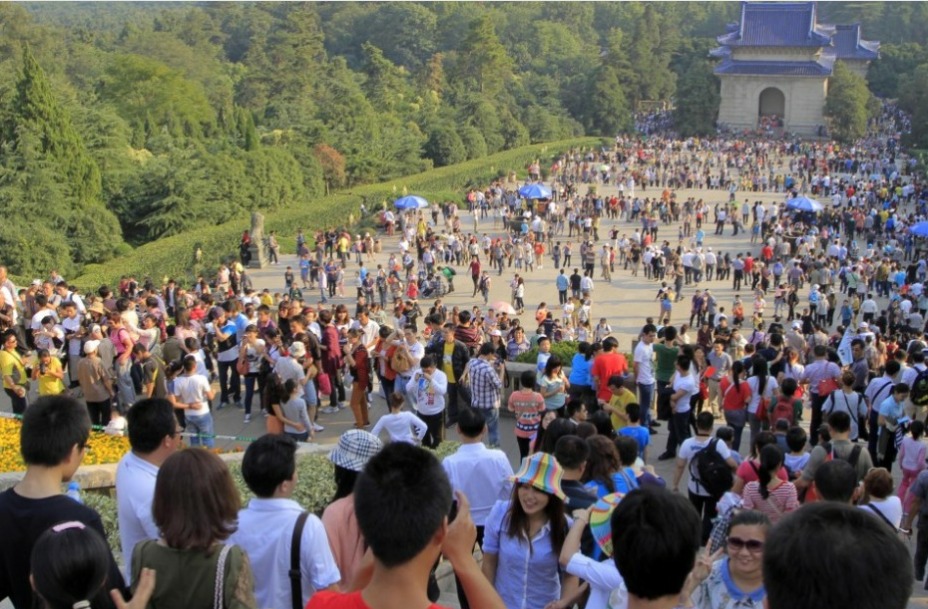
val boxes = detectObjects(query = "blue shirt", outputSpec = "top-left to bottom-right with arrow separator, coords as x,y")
556,274 -> 569,291
568,354 -> 592,386
484,500 -> 564,609
584,468 -> 639,499
619,426 -> 650,460
879,396 -> 905,422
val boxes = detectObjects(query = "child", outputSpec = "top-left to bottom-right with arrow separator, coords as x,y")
784,426 -> 810,481
715,426 -> 743,466
898,419 -> 926,513
604,374 -> 636,432
104,403 -> 127,436
535,335 -> 552,386
566,399 -> 588,426
370,393 -> 428,445
31,349 -> 66,397
773,418 -> 790,452
594,318 -> 613,343
840,299 -> 853,328
618,403 -> 650,462
284,265 -> 295,290
508,370 -> 546,461
774,378 -> 803,425
279,379 -> 313,442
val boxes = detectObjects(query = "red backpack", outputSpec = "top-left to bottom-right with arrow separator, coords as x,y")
769,394 -> 795,426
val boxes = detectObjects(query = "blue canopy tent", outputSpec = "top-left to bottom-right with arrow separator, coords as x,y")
518,183 -> 552,199
393,195 -> 429,210
909,221 -> 928,237
785,196 -> 824,213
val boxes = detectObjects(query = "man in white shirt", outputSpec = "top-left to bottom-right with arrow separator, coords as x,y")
406,355 -> 448,449
115,398 -> 181,580
59,301 -> 85,388
394,325 -> 425,410
672,411 -> 738,542
634,324 -> 657,432
231,435 -> 340,609
442,407 -> 513,609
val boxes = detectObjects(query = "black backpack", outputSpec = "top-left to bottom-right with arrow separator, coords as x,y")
911,367 -> 928,408
691,439 -> 733,499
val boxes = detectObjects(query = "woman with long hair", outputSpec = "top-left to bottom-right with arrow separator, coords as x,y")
581,435 -> 639,497
746,355 -> 778,445
732,432 -> 788,494
741,445 -> 799,524
131,450 -> 257,608
322,430 -> 383,589
482,453 -> 577,609
684,510 -> 771,608
720,360 -> 751,453
539,355 -> 569,417
343,328 -> 371,429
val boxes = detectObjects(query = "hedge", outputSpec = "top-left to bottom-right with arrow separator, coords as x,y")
83,442 -> 461,562
72,137 -> 601,291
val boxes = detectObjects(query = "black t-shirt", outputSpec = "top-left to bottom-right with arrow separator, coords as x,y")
0,489 -> 125,609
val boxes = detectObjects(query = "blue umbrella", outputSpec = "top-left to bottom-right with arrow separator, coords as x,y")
785,196 -> 824,213
394,195 -> 429,210
518,183 -> 552,199
909,221 -> 928,237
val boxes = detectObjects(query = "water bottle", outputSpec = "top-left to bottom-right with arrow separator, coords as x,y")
65,481 -> 82,504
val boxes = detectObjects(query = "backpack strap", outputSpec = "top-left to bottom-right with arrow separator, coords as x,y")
864,502 -> 898,531
289,511 -> 310,609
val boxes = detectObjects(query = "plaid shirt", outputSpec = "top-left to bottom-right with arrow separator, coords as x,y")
467,357 -> 502,410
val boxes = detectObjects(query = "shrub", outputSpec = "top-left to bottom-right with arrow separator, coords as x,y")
515,341 -> 581,364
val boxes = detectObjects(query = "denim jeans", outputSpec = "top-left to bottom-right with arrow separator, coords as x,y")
217,360 -> 241,405
481,407 -> 500,447
116,359 -> 136,409
186,412 -> 215,448
243,374 -> 262,415
666,410 -> 691,455
303,378 -> 318,408
637,382 -> 655,427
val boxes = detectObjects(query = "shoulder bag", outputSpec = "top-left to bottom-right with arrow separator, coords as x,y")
289,511 -> 310,609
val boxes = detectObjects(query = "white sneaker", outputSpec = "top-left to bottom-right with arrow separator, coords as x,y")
243,415 -> 251,424
320,406 -> 339,415
338,402 -> 349,410
312,423 -> 325,432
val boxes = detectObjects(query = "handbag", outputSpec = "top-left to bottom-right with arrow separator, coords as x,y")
391,349 -> 412,374
213,544 -> 232,609
236,355 -> 249,376
317,372 -> 333,396
817,377 -> 840,397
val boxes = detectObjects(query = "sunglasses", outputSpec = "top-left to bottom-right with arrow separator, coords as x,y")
727,537 -> 764,553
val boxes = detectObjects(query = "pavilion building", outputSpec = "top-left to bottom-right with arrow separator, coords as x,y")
712,2 -> 878,136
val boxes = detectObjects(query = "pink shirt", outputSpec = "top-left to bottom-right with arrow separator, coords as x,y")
322,496 -> 365,588
742,480 -> 800,523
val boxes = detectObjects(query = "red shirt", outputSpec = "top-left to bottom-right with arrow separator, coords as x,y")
308,591 -> 449,609
591,351 -> 629,402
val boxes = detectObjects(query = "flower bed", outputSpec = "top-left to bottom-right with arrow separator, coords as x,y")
0,418 -> 131,473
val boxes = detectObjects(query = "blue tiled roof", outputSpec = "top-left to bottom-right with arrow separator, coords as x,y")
830,24 -> 880,60
714,58 -> 834,77
717,2 -> 833,48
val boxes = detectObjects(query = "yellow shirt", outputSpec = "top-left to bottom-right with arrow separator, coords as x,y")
260,293 -> 274,307
608,387 -> 637,431
37,357 -> 65,396
443,342 -> 456,383
0,348 -> 26,390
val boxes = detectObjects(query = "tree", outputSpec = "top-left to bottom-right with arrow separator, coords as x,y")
625,5 -> 676,106
453,15 -> 513,98
825,62 -> 872,143
423,122 -> 466,167
674,60 -> 720,137
900,64 -> 928,149
583,66 -> 633,136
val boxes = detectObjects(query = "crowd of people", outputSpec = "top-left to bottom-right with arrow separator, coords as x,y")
0,100 -> 927,609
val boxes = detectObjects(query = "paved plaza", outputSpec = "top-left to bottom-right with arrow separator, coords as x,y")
2,179 -> 927,608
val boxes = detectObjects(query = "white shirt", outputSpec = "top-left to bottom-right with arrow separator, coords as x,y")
116,451 -> 160,581
746,376 -> 778,415
672,373 -> 697,413
633,341 -> 655,385
274,356 -> 306,384
858,496 -> 903,529
173,373 -> 212,416
679,436 -> 733,496
405,369 -> 448,415
371,411 -> 428,444
566,553 -> 626,609
229,498 -> 340,609
395,340 -> 425,378
442,443 -> 513,526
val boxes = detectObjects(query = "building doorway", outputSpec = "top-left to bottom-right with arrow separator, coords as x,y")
758,87 -> 785,129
